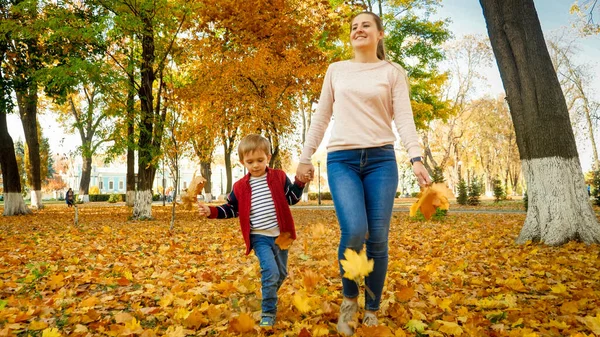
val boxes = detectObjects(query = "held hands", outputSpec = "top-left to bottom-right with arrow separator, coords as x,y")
412,161 -> 432,187
295,162 -> 315,183
197,201 -> 210,217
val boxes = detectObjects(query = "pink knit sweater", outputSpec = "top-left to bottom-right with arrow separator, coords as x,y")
299,60 -> 422,164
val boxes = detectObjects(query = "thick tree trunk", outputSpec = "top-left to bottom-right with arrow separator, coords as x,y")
480,0 -> 600,245
16,89 -> 43,209
78,155 -> 92,202
126,80 -> 136,207
0,113 -> 31,216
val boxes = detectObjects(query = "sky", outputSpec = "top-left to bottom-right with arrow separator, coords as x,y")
6,0 -> 600,171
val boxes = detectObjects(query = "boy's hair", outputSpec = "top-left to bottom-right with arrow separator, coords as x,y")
238,134 -> 271,161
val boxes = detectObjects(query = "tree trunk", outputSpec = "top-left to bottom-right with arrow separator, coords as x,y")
200,161 -> 212,201
224,141 -> 233,194
15,89 -> 43,209
126,75 -> 136,207
0,113 -> 31,216
480,0 -> 600,245
78,155 -> 92,202
133,14 -> 157,220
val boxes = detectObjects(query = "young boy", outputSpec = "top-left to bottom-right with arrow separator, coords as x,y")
198,134 -> 307,328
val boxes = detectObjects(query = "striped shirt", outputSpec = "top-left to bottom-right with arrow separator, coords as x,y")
249,175 -> 280,236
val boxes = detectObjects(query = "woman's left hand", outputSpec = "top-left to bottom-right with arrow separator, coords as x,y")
412,162 -> 432,187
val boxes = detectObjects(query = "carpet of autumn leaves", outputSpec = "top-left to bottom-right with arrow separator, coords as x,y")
0,204 -> 599,337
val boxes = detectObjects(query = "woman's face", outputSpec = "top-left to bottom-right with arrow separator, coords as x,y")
350,14 -> 383,52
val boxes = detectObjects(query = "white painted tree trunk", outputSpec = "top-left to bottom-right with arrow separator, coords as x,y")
204,192 -> 212,202
30,190 -> 44,209
3,193 -> 32,216
126,191 -> 135,207
132,189 -> 153,219
518,157 -> 600,245
78,194 -> 89,203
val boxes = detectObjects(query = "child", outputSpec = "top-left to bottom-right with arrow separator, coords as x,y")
198,134 -> 307,328
66,188 -> 74,207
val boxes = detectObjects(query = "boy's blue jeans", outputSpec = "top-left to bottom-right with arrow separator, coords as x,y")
327,145 -> 398,311
250,234 -> 288,316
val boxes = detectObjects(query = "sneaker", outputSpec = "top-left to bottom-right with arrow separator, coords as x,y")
259,315 -> 275,329
362,312 -> 378,326
337,298 -> 358,336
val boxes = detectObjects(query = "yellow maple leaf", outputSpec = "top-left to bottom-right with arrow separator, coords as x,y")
30,321 -> 48,330
405,320 -> 427,333
551,283 -> 567,294
394,327 -> 407,337
41,328 -> 62,337
340,249 -> 374,280
438,298 -> 452,312
293,293 -> 311,313
124,317 -> 144,334
165,325 -> 187,337
174,308 -> 190,321
79,296 -> 99,308
577,314 -> 600,334
275,232 -> 294,250
546,320 -> 569,329
48,274 -> 65,290
436,320 -> 463,336
312,325 -> 329,336
230,313 -> 254,333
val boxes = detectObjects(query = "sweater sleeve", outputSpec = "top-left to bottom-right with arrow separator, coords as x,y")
392,66 -> 423,159
299,64 -> 335,164
284,176 -> 305,205
208,190 -> 239,219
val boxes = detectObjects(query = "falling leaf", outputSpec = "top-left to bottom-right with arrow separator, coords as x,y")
293,293 -> 312,313
275,232 -> 294,250
340,249 -> 374,280
230,313 -> 254,333
302,270 -> 321,291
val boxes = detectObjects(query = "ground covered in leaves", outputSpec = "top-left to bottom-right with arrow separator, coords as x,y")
0,205 -> 599,337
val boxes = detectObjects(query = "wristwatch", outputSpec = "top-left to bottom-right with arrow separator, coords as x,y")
410,156 -> 423,165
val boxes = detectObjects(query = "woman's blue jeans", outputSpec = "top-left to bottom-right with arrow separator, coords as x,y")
327,145 -> 398,311
250,234 -> 288,316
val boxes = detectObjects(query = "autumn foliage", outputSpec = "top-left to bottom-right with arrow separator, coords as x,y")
0,205 -> 599,336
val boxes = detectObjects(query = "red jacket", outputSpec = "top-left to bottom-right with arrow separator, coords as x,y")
208,168 -> 305,255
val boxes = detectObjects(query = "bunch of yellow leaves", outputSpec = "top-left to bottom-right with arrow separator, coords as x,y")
181,174 -> 207,210
409,183 -> 454,220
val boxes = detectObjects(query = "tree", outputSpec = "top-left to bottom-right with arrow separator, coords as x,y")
95,0 -> 190,219
492,178 -> 505,202
467,176 -> 481,206
0,114 -> 31,215
480,0 -> 600,245
456,178 -> 468,205
547,34 -> 599,169
570,0 -> 600,35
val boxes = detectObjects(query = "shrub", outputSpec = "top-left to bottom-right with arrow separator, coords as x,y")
457,178 -> 468,205
89,186 -> 100,195
493,178 -> 506,202
89,194 -> 110,202
108,194 -> 122,203
152,194 -> 161,201
468,177 -> 481,206
432,166 -> 446,183
307,192 -> 332,200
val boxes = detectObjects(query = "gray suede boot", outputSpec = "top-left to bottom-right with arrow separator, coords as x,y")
362,311 -> 378,326
337,298 -> 358,336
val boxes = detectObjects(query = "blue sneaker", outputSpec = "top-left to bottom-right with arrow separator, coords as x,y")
259,315 -> 275,328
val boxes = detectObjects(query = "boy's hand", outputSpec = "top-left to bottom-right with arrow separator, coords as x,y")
197,201 -> 210,217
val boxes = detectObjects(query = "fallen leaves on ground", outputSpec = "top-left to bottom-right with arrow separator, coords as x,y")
0,205 -> 599,336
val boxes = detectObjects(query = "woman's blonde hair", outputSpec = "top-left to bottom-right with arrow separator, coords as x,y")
238,134 -> 271,161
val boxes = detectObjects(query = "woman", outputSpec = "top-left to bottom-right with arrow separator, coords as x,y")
295,11 -> 431,335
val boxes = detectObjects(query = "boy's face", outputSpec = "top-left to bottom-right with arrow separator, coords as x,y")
241,150 -> 271,177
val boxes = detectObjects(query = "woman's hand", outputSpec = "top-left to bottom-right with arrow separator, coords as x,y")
296,163 -> 315,183
412,162 -> 432,187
